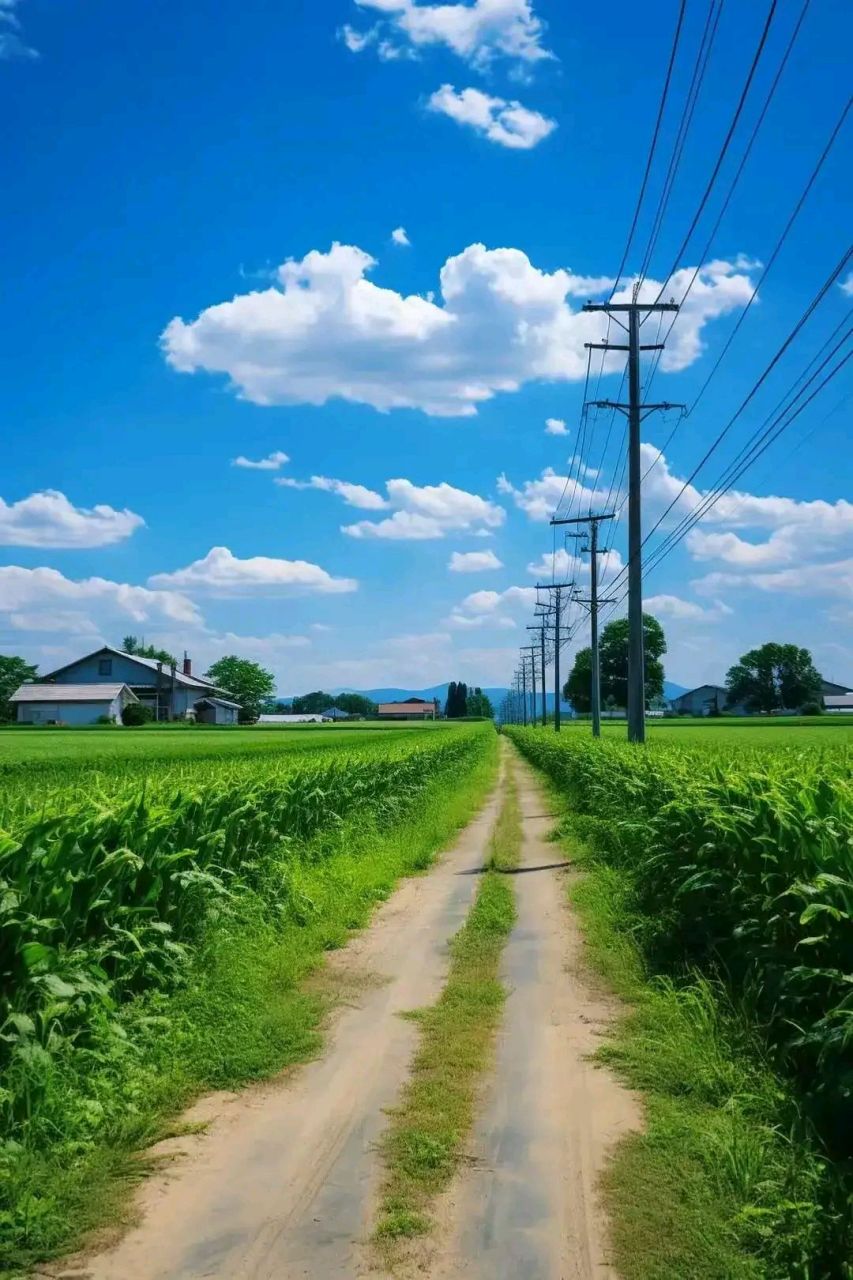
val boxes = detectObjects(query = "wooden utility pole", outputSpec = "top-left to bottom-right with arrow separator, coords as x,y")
520,645 -> 539,725
536,581 -> 575,732
526,623 -> 548,727
551,513 -> 615,737
583,297 -> 680,743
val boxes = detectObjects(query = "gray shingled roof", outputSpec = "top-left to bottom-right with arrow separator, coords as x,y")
10,683 -> 138,703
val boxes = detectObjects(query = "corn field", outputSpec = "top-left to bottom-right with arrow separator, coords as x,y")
0,727 -> 490,1137
505,727 -> 853,1158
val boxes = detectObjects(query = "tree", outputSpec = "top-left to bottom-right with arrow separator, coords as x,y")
465,687 -> 494,718
0,655 -> 38,722
335,693 -> 377,717
445,681 -> 458,718
565,614 -> 666,711
122,635 -> 177,666
725,642 -> 822,714
291,690 -> 335,714
204,656 -> 276,723
563,647 -> 592,713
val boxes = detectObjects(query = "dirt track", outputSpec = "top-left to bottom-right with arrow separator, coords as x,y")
55,744 -> 639,1280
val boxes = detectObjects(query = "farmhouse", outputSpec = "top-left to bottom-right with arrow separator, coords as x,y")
377,698 -> 438,721
11,645 -> 241,725
825,694 -> 853,714
669,685 -> 742,716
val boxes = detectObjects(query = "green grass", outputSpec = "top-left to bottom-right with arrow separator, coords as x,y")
374,759 -> 521,1255
536,717 -> 853,747
0,732 -> 499,1276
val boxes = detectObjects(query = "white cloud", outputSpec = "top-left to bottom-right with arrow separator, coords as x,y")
0,490 -> 145,549
693,559 -> 853,601
526,546 -> 625,583
346,0 -> 552,70
499,466 -> 614,522
448,549 -> 503,572
391,226 -> 411,246
163,244 -> 754,419
0,0 -> 36,60
231,450 -> 290,471
447,583 -> 537,629
276,474 -> 389,510
148,546 -> 358,595
839,272 -> 853,298
545,417 -> 567,436
644,593 -> 732,622
0,565 -> 201,628
344,478 -> 504,540
427,85 -> 556,150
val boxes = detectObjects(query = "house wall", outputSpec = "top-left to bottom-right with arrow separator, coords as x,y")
16,697 -> 120,725
50,653 -> 156,686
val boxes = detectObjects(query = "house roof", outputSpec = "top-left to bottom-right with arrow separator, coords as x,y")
671,685 -> 727,701
195,696 -> 242,710
40,646 -> 219,691
825,694 -> 853,709
324,707 -> 350,719
378,701 -> 436,713
10,683 -> 139,704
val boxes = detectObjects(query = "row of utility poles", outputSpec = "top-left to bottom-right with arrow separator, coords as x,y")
506,293 -> 680,743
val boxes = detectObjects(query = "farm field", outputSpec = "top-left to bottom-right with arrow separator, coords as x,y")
562,715 -> 853,746
0,720 -> 498,1272
507,724 -> 853,1275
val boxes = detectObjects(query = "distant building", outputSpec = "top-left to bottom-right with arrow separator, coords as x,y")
11,682 -> 139,726
377,698 -> 438,721
824,694 -> 853,714
257,713 -> 331,724
821,679 -> 853,697
324,707 -> 353,721
11,645 -> 240,724
669,685 -> 745,716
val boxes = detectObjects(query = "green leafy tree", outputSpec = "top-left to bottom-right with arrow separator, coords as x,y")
291,690 -> 335,714
565,614 -> 666,711
563,647 -> 593,713
335,693 -> 377,717
0,655 -> 38,722
465,687 -> 494,718
204,656 -> 276,723
122,635 -> 177,666
725,642 -> 822,713
445,681 -> 458,718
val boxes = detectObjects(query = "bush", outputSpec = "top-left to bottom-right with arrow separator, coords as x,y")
121,702 -> 154,726
799,700 -> 823,716
95,714 -> 115,725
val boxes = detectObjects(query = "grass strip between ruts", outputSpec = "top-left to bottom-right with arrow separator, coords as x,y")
374,754 -> 521,1256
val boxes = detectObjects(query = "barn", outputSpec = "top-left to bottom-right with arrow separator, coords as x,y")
10,682 -> 139,726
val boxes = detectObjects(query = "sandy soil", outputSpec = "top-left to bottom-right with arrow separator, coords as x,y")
53,769 -> 504,1280
422,754 -> 642,1280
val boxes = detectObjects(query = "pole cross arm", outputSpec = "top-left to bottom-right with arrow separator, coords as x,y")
582,302 -> 679,312
551,512 -> 616,526
585,342 -> 666,352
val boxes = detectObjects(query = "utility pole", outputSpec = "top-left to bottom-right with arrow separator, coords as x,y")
520,663 -> 528,726
551,513 -> 615,738
536,581 -> 575,732
583,296 -> 681,744
526,623 -> 548,727
521,645 -> 539,725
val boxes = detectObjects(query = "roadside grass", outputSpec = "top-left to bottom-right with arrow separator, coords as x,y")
374,757 -> 521,1254
561,816 -> 842,1280
0,735 -> 499,1279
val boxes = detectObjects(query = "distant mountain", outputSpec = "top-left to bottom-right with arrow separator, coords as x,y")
281,679 -> 690,712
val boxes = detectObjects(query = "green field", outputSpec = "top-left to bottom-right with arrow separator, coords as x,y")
559,715 -> 853,746
0,720 -> 497,1271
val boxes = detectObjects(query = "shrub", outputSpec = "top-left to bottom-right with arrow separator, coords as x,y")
799,700 -> 823,716
121,702 -> 154,726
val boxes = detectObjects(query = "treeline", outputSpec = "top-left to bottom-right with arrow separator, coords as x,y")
445,682 -> 494,719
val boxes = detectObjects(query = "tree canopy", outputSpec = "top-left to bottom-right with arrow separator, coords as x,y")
725,643 -> 822,713
445,681 -> 468,718
563,613 -> 667,710
466,686 -> 494,718
122,636 -> 177,666
0,655 -> 38,722
290,690 -> 376,716
204,655 -> 276,723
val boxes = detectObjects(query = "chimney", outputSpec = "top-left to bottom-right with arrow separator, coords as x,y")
183,651 -> 192,676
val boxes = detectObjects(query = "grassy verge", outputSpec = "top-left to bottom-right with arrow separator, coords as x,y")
374,757 -> 521,1254
0,735 -> 499,1278
560,812 -> 843,1280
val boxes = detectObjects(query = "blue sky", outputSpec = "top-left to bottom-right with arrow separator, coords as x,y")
1,0 -> 851,694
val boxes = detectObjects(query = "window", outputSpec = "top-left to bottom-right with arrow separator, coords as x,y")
98,658 -> 112,676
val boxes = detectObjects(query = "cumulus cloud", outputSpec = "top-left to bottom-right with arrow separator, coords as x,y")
343,479 -> 505,539
163,243 -> 754,418
839,272 -> 853,298
644,593 -> 732,622
427,85 -> 555,149
545,417 -> 567,436
276,474 -> 389,510
0,0 -> 36,60
499,466 -> 614,522
391,226 -> 411,246
693,559 -> 853,601
148,546 -> 357,594
231,450 -> 290,471
448,549 -> 503,572
446,583 -> 537,629
0,565 -> 201,629
526,546 -> 625,583
344,0 -> 552,70
0,490 -> 144,548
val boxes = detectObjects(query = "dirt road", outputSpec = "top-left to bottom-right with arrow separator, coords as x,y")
57,746 -> 639,1280
425,755 -> 641,1280
69,774 -> 504,1280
